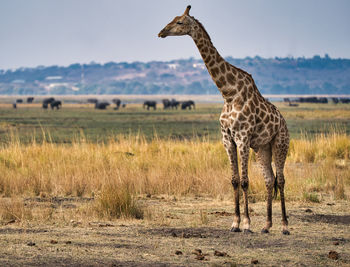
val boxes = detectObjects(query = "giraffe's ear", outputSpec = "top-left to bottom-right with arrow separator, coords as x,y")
183,5 -> 191,16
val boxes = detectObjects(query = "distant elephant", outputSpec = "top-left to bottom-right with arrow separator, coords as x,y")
162,99 -> 171,109
50,100 -> 62,110
27,97 -> 34,103
170,99 -> 180,109
143,101 -> 157,110
42,97 -> 55,109
16,99 -> 23,103
318,97 -> 328,104
112,98 -> 121,110
181,100 -> 195,110
340,98 -> 350,104
95,102 -> 110,109
332,98 -> 339,104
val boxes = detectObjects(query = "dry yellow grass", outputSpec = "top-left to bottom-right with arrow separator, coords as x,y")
0,131 -> 349,220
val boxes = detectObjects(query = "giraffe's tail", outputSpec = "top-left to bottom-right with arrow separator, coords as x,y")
273,175 -> 278,199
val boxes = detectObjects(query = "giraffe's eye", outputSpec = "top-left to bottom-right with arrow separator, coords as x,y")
176,22 -> 183,25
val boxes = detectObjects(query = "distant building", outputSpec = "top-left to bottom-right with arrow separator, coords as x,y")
192,63 -> 205,69
167,64 -> 178,70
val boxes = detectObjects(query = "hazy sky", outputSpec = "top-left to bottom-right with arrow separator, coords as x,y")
1,0 -> 349,69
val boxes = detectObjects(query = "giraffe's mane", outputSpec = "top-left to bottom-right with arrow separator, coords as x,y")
192,17 -> 213,45
192,16 -> 253,78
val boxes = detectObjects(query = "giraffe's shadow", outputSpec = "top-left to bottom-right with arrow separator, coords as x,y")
297,213 -> 350,225
139,227 -> 294,249
139,227 -> 223,239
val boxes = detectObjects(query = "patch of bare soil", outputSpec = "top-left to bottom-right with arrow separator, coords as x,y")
0,197 -> 349,266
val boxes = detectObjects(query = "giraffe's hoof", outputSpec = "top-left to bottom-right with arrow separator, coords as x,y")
230,227 -> 241,232
282,230 -> 290,235
243,229 -> 253,234
261,229 -> 269,234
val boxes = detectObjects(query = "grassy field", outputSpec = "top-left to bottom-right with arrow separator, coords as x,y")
0,100 -> 350,266
0,101 -> 350,143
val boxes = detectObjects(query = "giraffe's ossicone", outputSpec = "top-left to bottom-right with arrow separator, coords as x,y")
159,5 -> 290,235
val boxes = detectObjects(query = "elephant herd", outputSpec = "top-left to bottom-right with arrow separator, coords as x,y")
284,97 -> 350,106
90,98 -> 196,111
143,99 -> 195,111
13,97 -> 61,109
13,97 -> 35,108
12,97 -> 196,111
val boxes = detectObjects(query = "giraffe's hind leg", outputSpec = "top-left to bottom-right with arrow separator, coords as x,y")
272,122 -> 290,235
256,143 -> 274,233
222,129 -> 241,232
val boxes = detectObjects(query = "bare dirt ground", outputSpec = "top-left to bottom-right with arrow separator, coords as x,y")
0,196 -> 349,266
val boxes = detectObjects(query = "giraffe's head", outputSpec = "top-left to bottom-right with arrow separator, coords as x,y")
158,5 -> 194,38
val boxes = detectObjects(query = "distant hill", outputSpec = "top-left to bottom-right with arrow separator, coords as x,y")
0,55 -> 349,95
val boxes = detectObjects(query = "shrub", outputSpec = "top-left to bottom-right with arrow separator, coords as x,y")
302,192 -> 320,203
0,198 -> 32,222
94,182 -> 143,219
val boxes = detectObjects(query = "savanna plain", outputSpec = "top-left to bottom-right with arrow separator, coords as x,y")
0,98 -> 349,266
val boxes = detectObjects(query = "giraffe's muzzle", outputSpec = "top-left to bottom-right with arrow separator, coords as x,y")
158,29 -> 168,38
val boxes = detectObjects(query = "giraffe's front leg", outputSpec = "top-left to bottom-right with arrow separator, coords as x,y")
231,176 -> 241,232
221,131 -> 241,232
237,141 -> 252,233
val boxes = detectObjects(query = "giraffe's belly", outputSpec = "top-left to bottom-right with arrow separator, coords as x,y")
249,121 -> 280,150
220,111 -> 279,151
220,112 -> 256,143
220,99 -> 283,151
249,135 -> 272,151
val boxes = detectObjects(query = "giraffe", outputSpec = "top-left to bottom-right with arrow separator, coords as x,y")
158,6 -> 290,235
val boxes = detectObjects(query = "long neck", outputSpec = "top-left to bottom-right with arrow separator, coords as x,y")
190,23 -> 254,103
190,24 -> 227,91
